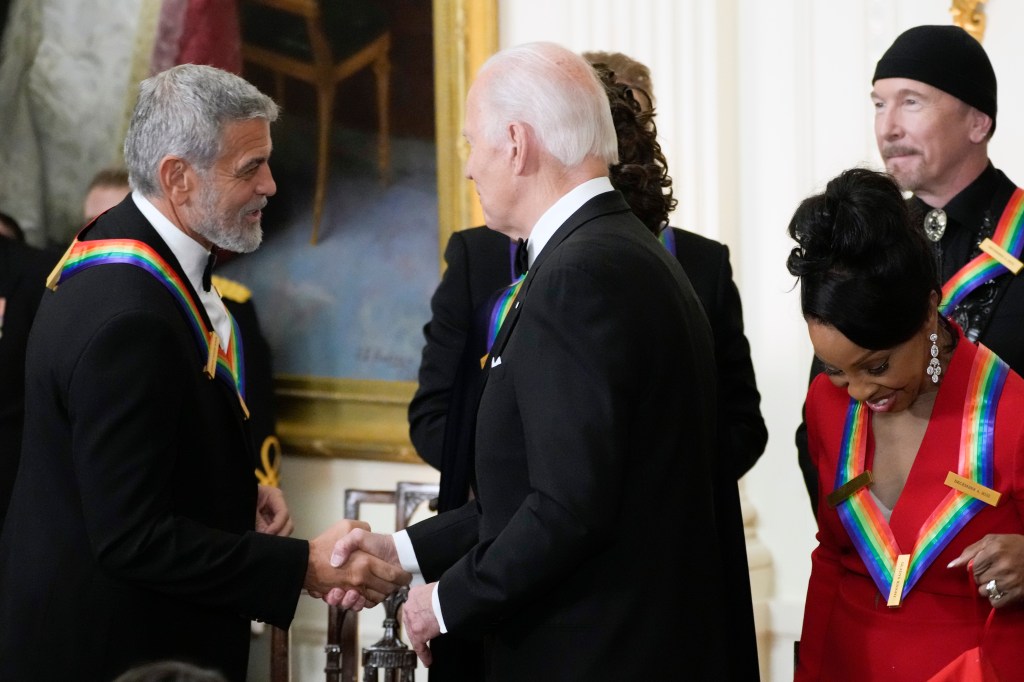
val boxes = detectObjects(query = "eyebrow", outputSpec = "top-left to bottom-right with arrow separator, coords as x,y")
237,155 -> 269,174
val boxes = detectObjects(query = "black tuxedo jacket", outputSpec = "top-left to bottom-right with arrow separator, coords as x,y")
406,191 -> 728,680
410,223 -> 764,679
0,196 -> 308,682
0,237 -> 55,530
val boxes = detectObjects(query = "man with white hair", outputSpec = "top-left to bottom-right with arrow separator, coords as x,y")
332,42 -> 726,679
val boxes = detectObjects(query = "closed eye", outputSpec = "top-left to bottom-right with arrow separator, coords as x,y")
867,360 -> 890,376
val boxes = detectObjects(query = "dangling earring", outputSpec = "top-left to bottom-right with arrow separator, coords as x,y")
927,332 -> 941,384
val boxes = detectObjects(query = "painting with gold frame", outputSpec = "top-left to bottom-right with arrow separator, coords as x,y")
264,0 -> 497,463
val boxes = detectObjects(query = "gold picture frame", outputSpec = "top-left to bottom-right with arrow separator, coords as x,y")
274,0 -> 497,462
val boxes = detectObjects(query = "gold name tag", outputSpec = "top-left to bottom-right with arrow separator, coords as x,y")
827,471 -> 873,508
980,238 -> 1024,275
887,553 -> 911,607
205,331 -> 220,378
944,472 -> 1001,507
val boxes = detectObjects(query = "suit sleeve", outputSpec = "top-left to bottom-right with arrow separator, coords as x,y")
68,309 -> 307,628
706,244 -> 767,478
795,378 -> 842,681
408,232 -> 473,469
434,257 -> 638,631
796,357 -> 827,513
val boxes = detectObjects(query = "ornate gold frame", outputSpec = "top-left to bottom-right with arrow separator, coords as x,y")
274,0 -> 497,462
950,1 -> 986,42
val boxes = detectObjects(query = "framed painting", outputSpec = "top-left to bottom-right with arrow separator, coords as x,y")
221,0 -> 497,463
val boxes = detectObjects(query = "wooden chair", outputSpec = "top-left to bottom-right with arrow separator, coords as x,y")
270,626 -> 289,682
326,483 -> 439,682
240,0 -> 391,245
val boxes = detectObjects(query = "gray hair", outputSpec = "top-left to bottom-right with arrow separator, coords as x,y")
477,42 -> 618,167
124,64 -> 279,196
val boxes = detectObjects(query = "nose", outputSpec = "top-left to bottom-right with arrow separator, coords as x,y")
259,164 -> 277,197
846,377 -> 876,403
876,108 -> 901,142
462,146 -> 473,181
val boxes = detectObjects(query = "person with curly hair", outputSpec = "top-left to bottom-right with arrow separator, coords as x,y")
791,168 -> 1024,680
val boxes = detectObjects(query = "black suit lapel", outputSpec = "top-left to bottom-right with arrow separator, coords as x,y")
83,197 -> 251,430
485,190 -> 632,365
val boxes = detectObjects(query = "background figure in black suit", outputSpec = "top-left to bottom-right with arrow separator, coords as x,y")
83,167 -> 283,487
408,52 -> 764,680
0,211 -> 56,531
796,25 -> 1024,513
331,42 -> 727,680
0,64 -> 407,682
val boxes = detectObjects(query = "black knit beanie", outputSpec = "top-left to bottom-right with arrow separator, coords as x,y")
873,25 -> 997,128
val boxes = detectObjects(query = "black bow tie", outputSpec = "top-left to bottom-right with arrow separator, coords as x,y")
202,251 -> 217,292
514,238 -> 529,278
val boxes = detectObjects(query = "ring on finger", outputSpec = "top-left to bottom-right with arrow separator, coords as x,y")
985,579 -> 1004,601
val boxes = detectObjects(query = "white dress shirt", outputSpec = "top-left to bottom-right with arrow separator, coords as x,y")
132,192 -> 231,350
393,175 -> 615,633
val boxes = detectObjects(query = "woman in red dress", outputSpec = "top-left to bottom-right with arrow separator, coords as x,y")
789,168 -> 1024,681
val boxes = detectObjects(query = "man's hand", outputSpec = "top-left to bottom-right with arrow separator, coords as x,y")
255,484 -> 293,536
330,527 -> 400,568
322,528 -> 403,609
306,520 -> 411,608
402,582 -> 441,666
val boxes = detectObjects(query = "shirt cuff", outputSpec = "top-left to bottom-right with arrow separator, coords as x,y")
431,581 -> 448,634
392,530 -> 424,587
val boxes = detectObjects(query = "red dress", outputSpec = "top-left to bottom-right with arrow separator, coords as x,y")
797,332 -> 1024,681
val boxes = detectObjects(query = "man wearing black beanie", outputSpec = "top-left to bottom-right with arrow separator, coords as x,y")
796,24 -> 1024,512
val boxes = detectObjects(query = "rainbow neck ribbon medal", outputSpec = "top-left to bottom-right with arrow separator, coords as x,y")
48,238 -> 248,414
833,344 -> 1007,606
485,273 -> 526,356
940,188 -> 1024,313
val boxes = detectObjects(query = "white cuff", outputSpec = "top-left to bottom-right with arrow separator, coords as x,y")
431,581 -> 448,634
392,530 -> 424,587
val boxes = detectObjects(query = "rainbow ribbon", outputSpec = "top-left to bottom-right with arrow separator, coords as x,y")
833,344 -> 1007,601
486,274 -> 526,354
940,188 -> 1024,312
659,226 -> 676,255
51,238 -> 246,402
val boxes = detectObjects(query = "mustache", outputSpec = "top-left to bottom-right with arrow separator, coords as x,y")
881,145 -> 918,160
241,198 -> 268,214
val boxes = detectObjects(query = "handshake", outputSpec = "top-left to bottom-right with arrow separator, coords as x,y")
304,519 -> 410,610
303,521 -> 442,665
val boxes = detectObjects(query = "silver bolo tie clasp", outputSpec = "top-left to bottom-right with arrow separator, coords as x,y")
924,208 -> 947,242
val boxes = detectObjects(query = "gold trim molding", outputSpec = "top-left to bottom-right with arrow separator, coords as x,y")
950,0 -> 986,42
276,376 -> 420,462
276,0 -> 498,462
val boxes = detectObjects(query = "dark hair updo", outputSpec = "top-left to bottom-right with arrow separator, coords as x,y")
786,168 -> 941,350
592,63 -> 676,234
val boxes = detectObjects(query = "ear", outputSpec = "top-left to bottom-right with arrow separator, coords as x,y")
508,122 -> 530,176
157,155 -> 194,206
968,109 -> 993,144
